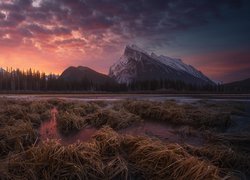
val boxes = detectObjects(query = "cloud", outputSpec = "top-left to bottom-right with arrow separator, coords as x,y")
0,0 -> 246,51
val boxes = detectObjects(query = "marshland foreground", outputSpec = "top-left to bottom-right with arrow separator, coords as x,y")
0,97 -> 249,179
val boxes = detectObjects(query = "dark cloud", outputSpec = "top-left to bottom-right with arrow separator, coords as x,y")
0,0 -> 248,50
15,0 -> 33,7
24,24 -> 71,35
0,12 -> 5,19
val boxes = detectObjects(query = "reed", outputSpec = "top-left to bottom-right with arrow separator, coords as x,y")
3,140 -> 104,179
56,111 -> 87,135
86,109 -> 142,130
124,100 -> 231,129
122,135 -> 223,179
184,144 -> 250,174
2,127 -> 226,179
0,121 -> 38,158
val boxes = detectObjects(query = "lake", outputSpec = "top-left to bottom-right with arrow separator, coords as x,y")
1,93 -> 250,103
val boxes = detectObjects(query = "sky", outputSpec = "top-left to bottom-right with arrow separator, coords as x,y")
0,0 -> 250,83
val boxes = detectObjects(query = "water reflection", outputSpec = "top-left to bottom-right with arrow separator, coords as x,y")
39,108 -> 97,145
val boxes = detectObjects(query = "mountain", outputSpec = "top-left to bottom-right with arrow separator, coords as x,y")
59,66 -> 114,84
109,44 -> 214,86
224,78 -> 250,92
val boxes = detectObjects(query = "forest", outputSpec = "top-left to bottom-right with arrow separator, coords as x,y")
0,68 -> 243,92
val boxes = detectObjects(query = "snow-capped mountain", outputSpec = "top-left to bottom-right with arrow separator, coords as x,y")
109,44 -> 214,86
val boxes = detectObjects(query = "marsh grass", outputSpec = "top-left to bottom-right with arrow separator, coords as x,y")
184,143 -> 250,174
3,140 -> 104,179
124,100 -> 231,129
56,101 -> 142,135
0,99 -> 51,158
2,127 -> 226,180
122,135 -> 223,180
55,101 -> 99,135
86,109 -> 143,130
57,101 -> 99,115
0,121 -> 38,158
0,98 -> 249,179
56,111 -> 88,135
0,99 -> 51,128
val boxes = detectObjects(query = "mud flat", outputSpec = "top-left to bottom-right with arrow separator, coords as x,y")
0,97 -> 249,179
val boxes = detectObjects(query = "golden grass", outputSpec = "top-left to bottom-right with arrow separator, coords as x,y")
122,135 -> 222,180
184,144 -> 250,174
0,98 -> 51,159
56,100 -> 142,134
3,140 -> 104,179
124,100 -> 231,129
55,101 -> 101,134
57,101 -> 99,116
56,111 -> 88,135
0,99 -> 51,128
2,127 -> 226,179
86,109 -> 142,130
0,98 -> 249,179
0,121 -> 38,158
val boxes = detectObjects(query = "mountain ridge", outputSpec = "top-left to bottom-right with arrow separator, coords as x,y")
109,44 -> 215,86
59,66 -> 114,84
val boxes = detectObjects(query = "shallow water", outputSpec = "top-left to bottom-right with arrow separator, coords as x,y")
120,121 -> 204,146
39,108 -> 97,145
2,94 -> 250,103
39,108 -> 204,146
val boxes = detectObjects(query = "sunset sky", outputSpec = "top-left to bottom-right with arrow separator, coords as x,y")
0,0 -> 249,83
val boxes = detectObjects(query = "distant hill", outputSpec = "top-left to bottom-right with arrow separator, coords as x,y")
59,66 -> 115,85
224,78 -> 250,92
109,44 -> 215,86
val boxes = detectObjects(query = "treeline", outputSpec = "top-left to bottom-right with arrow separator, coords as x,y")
0,68 -> 124,91
0,68 -> 243,92
127,79 -> 223,92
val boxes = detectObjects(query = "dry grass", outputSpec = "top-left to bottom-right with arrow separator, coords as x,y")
184,144 -> 250,174
0,98 -> 51,158
0,98 -> 249,179
57,101 -> 99,116
122,135 -> 223,180
0,99 -> 51,128
0,121 -> 38,158
56,111 -> 88,135
86,109 -> 142,130
1,127 -> 226,180
2,140 -> 104,179
124,100 -> 231,129
206,133 -> 250,150
91,126 -> 129,179
56,101 -> 142,134
55,101 -> 101,135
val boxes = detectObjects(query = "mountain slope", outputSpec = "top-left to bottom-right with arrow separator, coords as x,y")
109,45 -> 214,86
224,78 -> 250,91
60,66 -> 114,84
